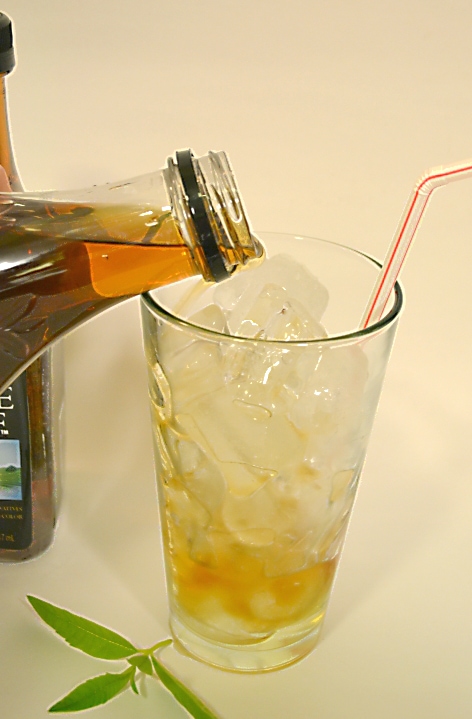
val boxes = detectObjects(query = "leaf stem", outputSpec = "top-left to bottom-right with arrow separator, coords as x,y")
141,638 -> 173,655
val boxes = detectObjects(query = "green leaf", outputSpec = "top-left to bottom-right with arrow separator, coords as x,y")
48,667 -> 134,713
151,656 -> 221,719
130,673 -> 140,695
27,596 -> 137,660
128,654 -> 154,676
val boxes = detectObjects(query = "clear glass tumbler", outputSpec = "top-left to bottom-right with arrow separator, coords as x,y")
141,232 -> 403,672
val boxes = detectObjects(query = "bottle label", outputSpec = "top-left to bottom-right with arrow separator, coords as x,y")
0,376 -> 32,550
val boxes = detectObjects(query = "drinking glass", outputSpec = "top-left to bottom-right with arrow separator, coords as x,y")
141,232 -> 403,672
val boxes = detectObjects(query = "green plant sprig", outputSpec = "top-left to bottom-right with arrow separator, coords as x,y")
27,595 -> 221,718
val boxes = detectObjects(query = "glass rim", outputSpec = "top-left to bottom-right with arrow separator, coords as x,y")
141,233 -> 404,346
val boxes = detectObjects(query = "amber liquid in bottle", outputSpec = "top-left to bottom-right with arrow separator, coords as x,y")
0,197 -> 240,392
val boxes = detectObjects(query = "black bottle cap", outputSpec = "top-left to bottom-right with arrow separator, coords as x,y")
176,149 -> 229,282
0,12 -> 15,74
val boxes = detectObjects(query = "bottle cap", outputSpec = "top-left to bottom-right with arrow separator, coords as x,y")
0,13 -> 15,74
176,150 -> 229,282
164,149 -> 261,282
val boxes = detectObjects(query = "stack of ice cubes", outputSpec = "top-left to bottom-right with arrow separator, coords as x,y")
153,253 -> 369,579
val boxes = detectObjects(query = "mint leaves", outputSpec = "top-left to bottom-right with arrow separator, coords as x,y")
27,595 -> 221,718
49,668 -> 135,713
27,596 -> 138,660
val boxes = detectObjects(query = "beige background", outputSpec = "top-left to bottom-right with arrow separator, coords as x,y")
2,1 -> 472,717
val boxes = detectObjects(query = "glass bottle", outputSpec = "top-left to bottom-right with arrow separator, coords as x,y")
0,148 -> 263,394
0,12 -> 61,561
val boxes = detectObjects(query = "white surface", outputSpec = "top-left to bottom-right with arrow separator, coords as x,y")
2,1 -> 472,717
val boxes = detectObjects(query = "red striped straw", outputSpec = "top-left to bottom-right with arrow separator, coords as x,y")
361,160 -> 472,328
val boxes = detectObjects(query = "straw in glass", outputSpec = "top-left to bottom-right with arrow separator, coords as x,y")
361,160 -> 472,328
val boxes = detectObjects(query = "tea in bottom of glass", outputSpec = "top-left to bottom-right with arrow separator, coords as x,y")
141,232 -> 403,672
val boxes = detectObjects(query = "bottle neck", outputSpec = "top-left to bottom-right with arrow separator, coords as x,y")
0,71 -> 22,191
164,150 -> 264,283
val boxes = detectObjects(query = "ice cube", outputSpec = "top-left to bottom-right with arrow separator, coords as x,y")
264,470 -> 331,540
184,385 -> 306,471
188,303 -> 228,333
233,283 -> 327,340
156,306 -> 226,401
221,486 -> 280,534
164,477 -> 211,541
264,530 -> 317,577
249,591 -> 285,622
227,343 -> 300,418
287,344 -> 368,437
220,341 -> 256,383
232,528 -> 275,547
163,415 -> 226,513
214,254 -> 329,331
172,435 -> 226,513
235,283 -> 290,338
263,297 -> 327,341
189,529 -> 217,567
163,340 -> 226,412
218,461 -> 275,498
248,581 -> 313,624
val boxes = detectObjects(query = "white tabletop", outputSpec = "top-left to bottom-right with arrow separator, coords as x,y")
2,2 -> 472,717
